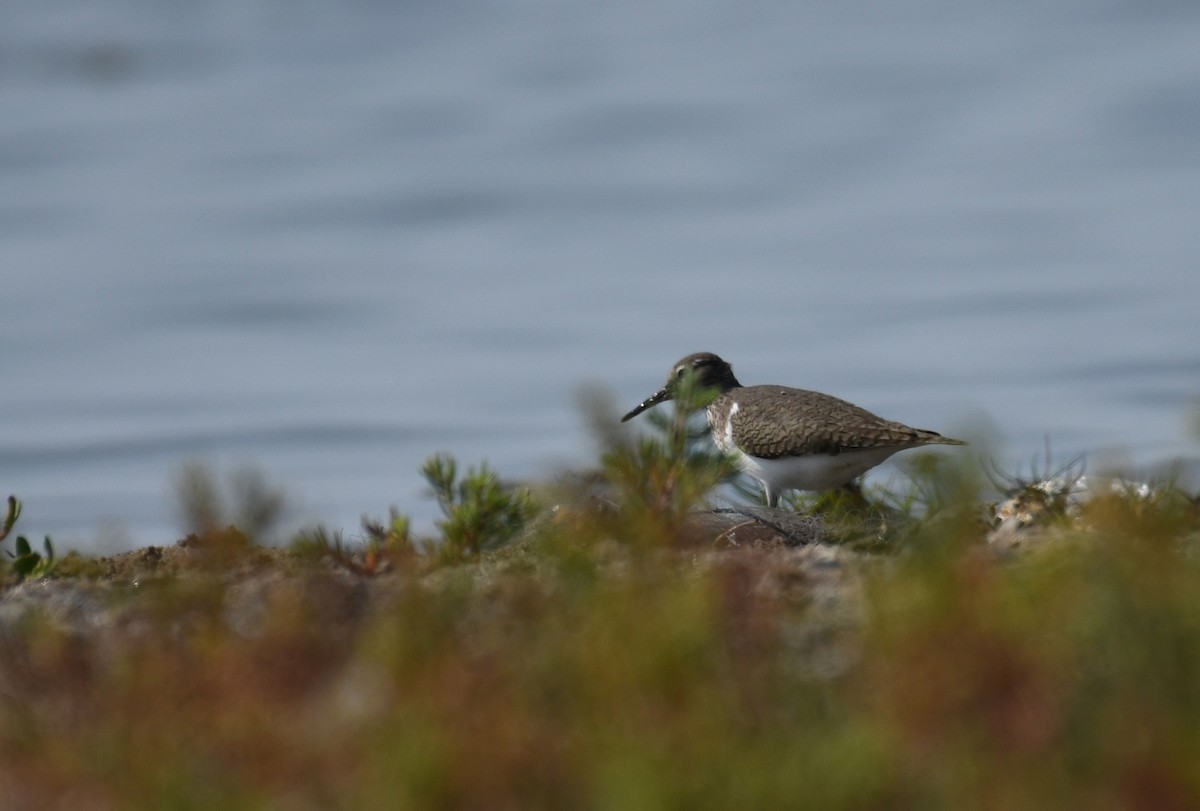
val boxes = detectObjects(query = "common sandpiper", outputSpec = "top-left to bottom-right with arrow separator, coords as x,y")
621,352 -> 966,508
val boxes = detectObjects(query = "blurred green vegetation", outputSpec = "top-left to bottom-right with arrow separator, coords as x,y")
1,496 -> 58,579
1,399 -> 1199,809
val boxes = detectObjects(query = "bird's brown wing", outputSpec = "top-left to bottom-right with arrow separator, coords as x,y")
727,386 -> 941,459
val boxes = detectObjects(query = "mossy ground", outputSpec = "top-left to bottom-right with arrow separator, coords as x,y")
2,405 -> 1199,808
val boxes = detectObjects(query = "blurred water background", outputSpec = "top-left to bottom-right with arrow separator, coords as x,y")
2,0 -> 1199,552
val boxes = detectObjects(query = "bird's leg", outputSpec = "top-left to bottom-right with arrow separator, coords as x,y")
764,484 -> 780,509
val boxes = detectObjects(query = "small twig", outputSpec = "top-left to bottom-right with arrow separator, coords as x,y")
710,507 -> 818,546
712,517 -> 757,548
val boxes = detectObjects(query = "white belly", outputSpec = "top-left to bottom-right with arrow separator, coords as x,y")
708,398 -> 906,502
730,447 -> 902,493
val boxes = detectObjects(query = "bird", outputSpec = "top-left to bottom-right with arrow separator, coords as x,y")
621,352 -> 966,508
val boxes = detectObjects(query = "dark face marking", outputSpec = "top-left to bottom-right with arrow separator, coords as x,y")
621,353 -> 740,422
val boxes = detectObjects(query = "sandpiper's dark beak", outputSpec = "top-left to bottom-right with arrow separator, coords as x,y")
621,387 -> 671,422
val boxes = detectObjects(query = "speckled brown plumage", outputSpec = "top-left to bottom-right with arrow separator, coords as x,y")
709,385 -> 959,459
621,349 -> 965,499
621,352 -> 963,456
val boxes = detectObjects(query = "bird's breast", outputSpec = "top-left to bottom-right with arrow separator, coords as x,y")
707,398 -> 739,455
